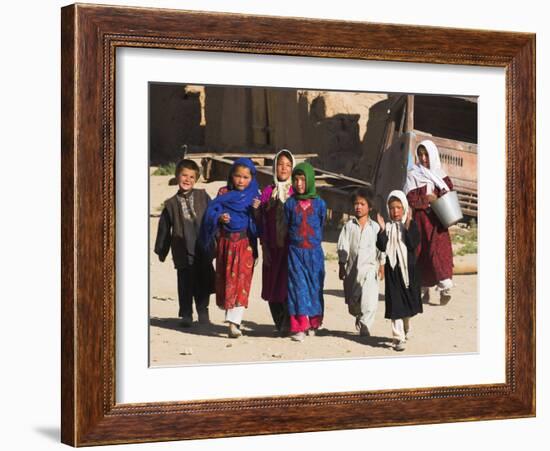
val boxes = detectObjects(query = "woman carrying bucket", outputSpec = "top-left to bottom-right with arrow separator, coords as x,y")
404,140 -> 455,305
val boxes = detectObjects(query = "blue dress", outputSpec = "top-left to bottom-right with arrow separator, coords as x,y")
284,196 -> 327,317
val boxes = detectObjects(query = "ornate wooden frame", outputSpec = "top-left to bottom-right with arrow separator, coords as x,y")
61,3 -> 535,446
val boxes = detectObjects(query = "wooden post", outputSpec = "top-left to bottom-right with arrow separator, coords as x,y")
405,95 -> 414,132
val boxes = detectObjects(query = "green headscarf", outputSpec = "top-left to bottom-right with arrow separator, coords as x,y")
292,162 -> 318,200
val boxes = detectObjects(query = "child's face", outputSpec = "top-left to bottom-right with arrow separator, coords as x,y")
177,167 -> 197,192
353,197 -> 371,219
231,166 -> 252,191
388,199 -> 404,222
276,155 -> 292,182
417,147 -> 430,168
294,174 -> 307,194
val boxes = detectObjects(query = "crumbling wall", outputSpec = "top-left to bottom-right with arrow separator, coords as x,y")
149,84 -> 204,165
298,90 -> 387,174
204,86 -> 251,152
150,83 -> 389,180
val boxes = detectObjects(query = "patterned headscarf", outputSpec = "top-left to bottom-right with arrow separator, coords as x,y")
292,162 -> 318,200
271,149 -> 295,203
270,149 -> 295,247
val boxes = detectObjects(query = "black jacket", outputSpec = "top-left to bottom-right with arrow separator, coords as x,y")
154,189 -> 215,295
154,189 -> 210,269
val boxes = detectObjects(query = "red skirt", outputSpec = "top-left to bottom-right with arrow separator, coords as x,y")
407,180 -> 454,287
414,208 -> 453,287
215,231 -> 255,309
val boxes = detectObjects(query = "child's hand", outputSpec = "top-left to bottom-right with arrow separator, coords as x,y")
219,213 -> 231,224
426,193 -> 438,203
252,198 -> 261,209
376,213 -> 385,231
338,263 -> 346,281
378,265 -> 385,281
405,208 -> 412,229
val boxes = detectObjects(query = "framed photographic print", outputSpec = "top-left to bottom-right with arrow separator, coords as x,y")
146,82 -> 479,368
61,3 -> 535,446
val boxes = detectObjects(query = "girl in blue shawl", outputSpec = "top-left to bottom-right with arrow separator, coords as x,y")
199,158 -> 260,338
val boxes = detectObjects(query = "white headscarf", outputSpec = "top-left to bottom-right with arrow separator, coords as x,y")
271,149 -> 295,203
385,190 -> 410,288
404,140 -> 450,195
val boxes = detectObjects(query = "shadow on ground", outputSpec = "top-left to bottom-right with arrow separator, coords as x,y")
150,317 -> 279,339
315,328 -> 393,349
150,317 -> 394,349
150,317 -> 228,338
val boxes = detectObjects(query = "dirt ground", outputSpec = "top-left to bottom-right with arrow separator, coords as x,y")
149,175 -> 478,366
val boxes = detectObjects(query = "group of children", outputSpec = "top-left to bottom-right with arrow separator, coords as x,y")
155,140 -> 454,351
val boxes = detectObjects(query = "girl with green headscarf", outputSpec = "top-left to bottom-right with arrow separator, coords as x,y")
284,162 -> 327,342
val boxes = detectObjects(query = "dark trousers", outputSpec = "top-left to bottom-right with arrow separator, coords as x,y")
177,266 -> 210,319
268,302 -> 289,331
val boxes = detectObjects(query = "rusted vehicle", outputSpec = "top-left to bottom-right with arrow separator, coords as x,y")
361,94 -> 478,218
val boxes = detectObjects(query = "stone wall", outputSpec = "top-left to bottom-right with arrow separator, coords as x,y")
149,84 -> 204,164
149,83 -> 388,182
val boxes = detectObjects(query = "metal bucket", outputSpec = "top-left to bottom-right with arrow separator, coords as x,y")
431,191 -> 463,228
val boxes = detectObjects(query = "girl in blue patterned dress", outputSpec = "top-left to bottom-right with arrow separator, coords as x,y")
284,162 -> 327,342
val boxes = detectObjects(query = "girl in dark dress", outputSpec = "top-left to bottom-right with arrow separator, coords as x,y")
258,149 -> 295,334
376,190 -> 423,352
404,140 -> 454,304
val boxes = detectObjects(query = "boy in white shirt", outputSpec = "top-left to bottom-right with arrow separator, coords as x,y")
337,188 -> 385,336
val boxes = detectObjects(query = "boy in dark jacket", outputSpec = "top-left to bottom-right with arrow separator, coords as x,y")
154,159 -> 215,327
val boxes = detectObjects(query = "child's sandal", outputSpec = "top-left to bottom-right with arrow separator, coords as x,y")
228,323 -> 242,338
291,332 -> 305,342
394,340 -> 406,351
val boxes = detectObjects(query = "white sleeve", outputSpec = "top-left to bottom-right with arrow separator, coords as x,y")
337,222 -> 350,264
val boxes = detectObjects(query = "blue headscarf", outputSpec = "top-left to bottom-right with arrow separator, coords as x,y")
199,158 -> 260,254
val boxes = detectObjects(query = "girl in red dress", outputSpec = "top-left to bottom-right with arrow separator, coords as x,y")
404,140 -> 454,305
199,158 -> 261,338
